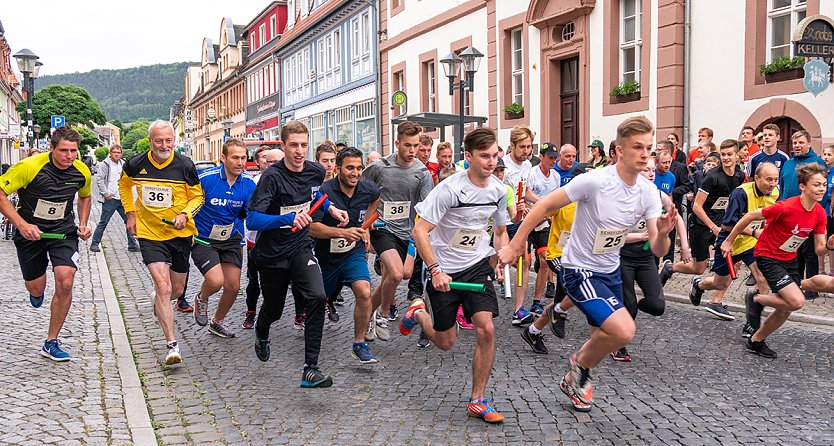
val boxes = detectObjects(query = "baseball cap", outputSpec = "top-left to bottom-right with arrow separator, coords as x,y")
539,142 -> 558,157
494,157 -> 506,170
588,139 -> 604,149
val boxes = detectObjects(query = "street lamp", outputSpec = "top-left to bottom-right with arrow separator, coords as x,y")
440,46 -> 483,161
221,119 -> 233,139
33,124 -> 41,147
13,49 -> 39,151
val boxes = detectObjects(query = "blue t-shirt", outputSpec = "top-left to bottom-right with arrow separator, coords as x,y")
746,149 -> 789,177
654,171 -> 676,195
823,166 -> 834,217
553,161 -> 578,187
194,165 -> 257,241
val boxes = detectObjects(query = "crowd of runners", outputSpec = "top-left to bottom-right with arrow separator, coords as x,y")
2,115 -> 832,422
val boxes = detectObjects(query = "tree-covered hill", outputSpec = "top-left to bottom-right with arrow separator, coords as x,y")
34,62 -> 195,123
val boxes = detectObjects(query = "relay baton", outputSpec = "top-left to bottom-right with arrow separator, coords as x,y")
449,282 -> 486,292
360,211 -> 381,230
516,181 -> 524,220
162,218 -> 175,225
193,237 -> 210,247
517,255 -> 523,287
291,193 -> 329,233
39,233 -> 66,240
726,253 -> 737,279
503,264 -> 512,299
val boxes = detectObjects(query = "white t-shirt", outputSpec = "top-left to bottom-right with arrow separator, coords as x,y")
502,154 -> 531,190
561,166 -> 662,273
415,171 -> 510,273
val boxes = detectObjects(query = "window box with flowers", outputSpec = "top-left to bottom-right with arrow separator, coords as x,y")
504,103 -> 524,120
609,80 -> 641,104
760,56 -> 805,83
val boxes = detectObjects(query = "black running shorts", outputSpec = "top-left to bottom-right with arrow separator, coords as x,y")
14,235 -> 79,281
426,258 -> 499,332
370,229 -> 408,262
138,237 -> 192,274
190,235 -> 244,275
756,255 -> 800,293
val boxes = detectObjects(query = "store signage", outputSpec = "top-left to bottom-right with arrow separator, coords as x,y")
794,16 -> 834,58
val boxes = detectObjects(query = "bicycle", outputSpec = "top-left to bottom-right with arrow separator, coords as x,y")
1,192 -> 19,240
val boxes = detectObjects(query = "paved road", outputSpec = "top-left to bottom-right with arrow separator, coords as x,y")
94,218 -> 834,445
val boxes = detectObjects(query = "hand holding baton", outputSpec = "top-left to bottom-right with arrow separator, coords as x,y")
40,233 -> 66,240
291,193 -> 329,233
726,252 -> 737,279
449,281 -> 486,292
360,211 -> 380,230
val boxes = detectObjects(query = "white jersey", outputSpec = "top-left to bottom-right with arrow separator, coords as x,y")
561,165 -> 662,273
244,173 -> 262,246
527,165 -> 561,200
415,171 -> 510,273
502,154 -> 531,189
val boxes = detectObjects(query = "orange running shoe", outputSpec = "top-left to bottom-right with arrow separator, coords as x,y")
467,397 -> 505,423
399,298 -> 426,336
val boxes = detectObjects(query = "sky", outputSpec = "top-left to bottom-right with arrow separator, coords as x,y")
2,1 -> 270,76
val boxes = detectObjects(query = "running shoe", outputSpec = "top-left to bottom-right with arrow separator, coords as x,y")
29,293 -> 44,309
560,354 -> 593,412
388,304 -> 398,321
208,319 -> 236,338
373,255 -> 382,276
499,283 -> 506,299
128,245 -> 141,253
689,277 -> 704,306
804,290 -> 819,300
511,308 -> 535,326
456,306 -> 473,330
741,323 -> 756,338
467,397 -> 505,423
334,292 -> 346,306
374,310 -> 391,340
327,301 -> 340,322
89,244 -> 101,252
293,314 -> 306,330
400,298 -> 426,336
704,302 -> 735,321
417,330 -> 431,348
611,347 -> 632,362
40,339 -> 70,362
194,293 -> 208,326
520,328 -> 548,354
745,289 -> 764,330
547,306 -> 568,339
544,282 -> 556,300
242,310 -> 256,329
658,260 -> 673,286
706,258 -> 714,271
365,321 -> 377,342
746,339 -> 777,359
165,342 -> 181,365
176,296 -> 193,313
300,364 -> 333,388
254,337 -> 270,362
351,342 -> 379,364
529,300 -> 545,316
745,273 -> 756,287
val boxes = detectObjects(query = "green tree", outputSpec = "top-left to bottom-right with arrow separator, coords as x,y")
17,84 -> 106,130
76,126 -> 99,150
122,121 -> 150,150
134,137 -> 151,154
94,147 -> 109,161
111,119 -> 125,134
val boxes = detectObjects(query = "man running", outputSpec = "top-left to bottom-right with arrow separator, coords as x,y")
243,145 -> 277,329
400,127 -> 510,423
246,120 -> 348,388
0,126 -> 92,361
119,120 -> 205,365
721,163 -> 828,358
90,144 -> 138,253
191,138 -> 256,338
363,121 -> 433,338
310,147 -> 380,364
499,116 -> 677,412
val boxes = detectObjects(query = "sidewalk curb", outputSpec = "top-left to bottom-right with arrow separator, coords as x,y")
664,291 -> 834,327
96,249 -> 158,446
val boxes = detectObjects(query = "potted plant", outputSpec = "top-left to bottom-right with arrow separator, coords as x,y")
504,102 -> 524,120
760,56 -> 805,83
609,80 -> 640,103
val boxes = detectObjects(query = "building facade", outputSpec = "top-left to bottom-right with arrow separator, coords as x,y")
0,21 -> 22,166
243,1 -> 288,142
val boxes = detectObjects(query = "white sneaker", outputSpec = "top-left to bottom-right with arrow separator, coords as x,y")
374,311 -> 390,341
365,322 -> 377,341
165,344 -> 182,365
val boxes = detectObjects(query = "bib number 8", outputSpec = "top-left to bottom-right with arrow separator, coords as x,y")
47,207 -> 57,215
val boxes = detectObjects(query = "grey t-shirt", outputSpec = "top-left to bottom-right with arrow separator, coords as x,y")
363,153 -> 433,241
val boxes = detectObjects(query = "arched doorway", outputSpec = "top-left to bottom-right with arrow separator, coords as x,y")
757,117 -> 802,154
744,98 -> 822,152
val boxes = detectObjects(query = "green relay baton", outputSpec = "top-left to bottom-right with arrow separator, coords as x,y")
193,237 -> 210,247
40,233 -> 67,240
448,282 -> 486,292
162,218 -> 175,225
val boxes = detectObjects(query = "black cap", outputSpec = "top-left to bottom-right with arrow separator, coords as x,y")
539,142 -> 559,157
495,157 -> 506,170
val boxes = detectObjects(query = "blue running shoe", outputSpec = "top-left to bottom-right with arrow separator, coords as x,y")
30,293 -> 44,309
300,365 -> 333,388
41,339 -> 70,362
529,300 -> 545,315
512,308 -> 535,326
351,342 -> 379,364
399,298 -> 425,336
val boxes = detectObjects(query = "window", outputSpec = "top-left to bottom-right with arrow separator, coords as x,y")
259,24 -> 266,49
317,30 -> 342,93
620,0 -> 642,84
511,28 -> 523,106
767,0 -> 807,61
310,113 -> 325,154
285,50 -> 311,105
351,12 -> 373,78
335,106 -> 353,146
355,100 -> 375,155
270,15 -> 277,39
426,61 -> 436,112
393,70 -> 405,116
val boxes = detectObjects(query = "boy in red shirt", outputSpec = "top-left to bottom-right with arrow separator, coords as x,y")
720,163 -> 830,359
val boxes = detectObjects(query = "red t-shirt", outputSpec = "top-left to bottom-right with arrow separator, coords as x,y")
755,196 -> 827,261
687,148 -> 702,166
426,161 -> 440,179
743,143 -> 760,164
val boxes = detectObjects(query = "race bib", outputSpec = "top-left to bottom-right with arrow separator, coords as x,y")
383,201 -> 410,221
330,237 -> 356,254
141,185 -> 173,208
779,235 -> 807,253
449,228 -> 484,252
711,197 -> 729,211
630,219 -> 648,234
33,199 -> 67,220
592,227 -> 629,254
556,230 -> 571,248
747,220 -> 765,232
279,201 -> 311,228
208,223 -> 234,241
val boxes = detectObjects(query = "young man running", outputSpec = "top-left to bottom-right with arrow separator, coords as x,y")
120,120 -> 205,365
0,126 -> 92,361
363,121 -> 433,338
242,145 -> 276,329
246,120 -> 348,387
401,127 -> 510,423
721,163 -> 828,358
499,116 -> 677,412
690,162 -> 778,324
191,138 -> 256,338
310,147 -> 380,364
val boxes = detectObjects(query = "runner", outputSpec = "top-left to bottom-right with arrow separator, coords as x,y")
0,126 -> 92,361
246,120 -> 348,387
746,123 -> 789,177
315,142 -> 337,179
242,145 -> 277,329
690,162 -> 778,325
310,147 -> 380,364
400,127 -> 510,423
499,116 -> 677,412
363,121 -> 433,339
721,163 -> 828,359
119,120 -> 205,365
190,138 -> 256,338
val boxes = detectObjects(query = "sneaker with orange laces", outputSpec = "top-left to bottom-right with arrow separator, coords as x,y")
467,397 -> 505,423
559,354 -> 593,412
456,305 -> 473,330
399,298 -> 426,336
